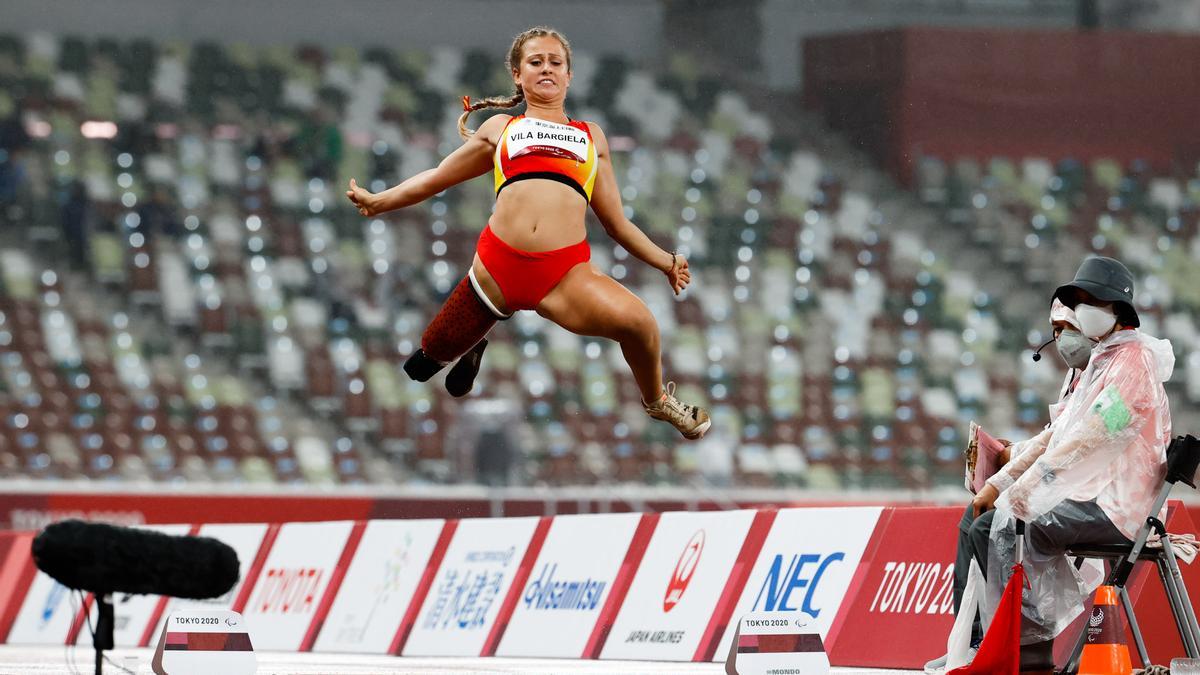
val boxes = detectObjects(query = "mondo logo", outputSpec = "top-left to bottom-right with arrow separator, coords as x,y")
663,530 -> 705,613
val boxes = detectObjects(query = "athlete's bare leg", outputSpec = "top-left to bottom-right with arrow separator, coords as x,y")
534,262 -> 663,404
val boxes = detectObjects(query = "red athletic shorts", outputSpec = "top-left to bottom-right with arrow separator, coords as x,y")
475,224 -> 591,312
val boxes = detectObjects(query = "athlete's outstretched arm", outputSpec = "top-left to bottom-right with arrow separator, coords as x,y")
587,123 -> 691,295
347,114 -> 510,216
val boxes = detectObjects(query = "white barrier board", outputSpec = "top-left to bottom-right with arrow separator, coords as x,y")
600,510 -> 756,661
496,513 -> 641,658
241,520 -> 354,651
714,507 -> 882,660
6,573 -> 78,645
312,519 -> 444,654
403,516 -> 539,657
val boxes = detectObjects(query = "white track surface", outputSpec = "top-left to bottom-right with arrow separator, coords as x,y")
0,647 -> 921,674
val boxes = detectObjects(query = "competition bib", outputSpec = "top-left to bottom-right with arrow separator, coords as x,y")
506,117 -> 589,163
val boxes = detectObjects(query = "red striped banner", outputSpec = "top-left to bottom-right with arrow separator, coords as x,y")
299,520 -> 367,651
581,512 -> 660,658
692,509 -> 778,661
388,519 -> 458,655
0,532 -> 37,643
231,523 -> 281,615
480,516 -> 554,656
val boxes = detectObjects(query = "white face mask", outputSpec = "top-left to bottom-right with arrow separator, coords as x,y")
1074,303 -> 1117,340
1055,329 -> 1092,369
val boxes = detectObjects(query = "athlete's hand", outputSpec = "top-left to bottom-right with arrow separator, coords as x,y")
665,253 -> 691,295
346,178 -> 380,217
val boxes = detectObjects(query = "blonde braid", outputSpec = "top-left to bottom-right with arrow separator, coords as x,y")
457,91 -> 524,140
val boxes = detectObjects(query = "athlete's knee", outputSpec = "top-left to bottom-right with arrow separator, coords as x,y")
619,307 -> 658,346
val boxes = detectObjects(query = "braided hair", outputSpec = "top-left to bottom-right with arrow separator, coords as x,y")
457,26 -> 573,140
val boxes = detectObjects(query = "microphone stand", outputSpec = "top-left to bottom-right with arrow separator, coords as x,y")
93,593 -> 114,675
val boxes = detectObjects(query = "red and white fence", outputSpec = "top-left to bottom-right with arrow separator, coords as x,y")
0,503 -> 1196,669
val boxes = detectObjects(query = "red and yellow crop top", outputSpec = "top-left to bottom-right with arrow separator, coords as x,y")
493,115 -> 598,202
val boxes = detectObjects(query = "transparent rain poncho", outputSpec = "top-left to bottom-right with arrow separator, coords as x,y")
980,329 -> 1174,643
988,299 -> 1084,475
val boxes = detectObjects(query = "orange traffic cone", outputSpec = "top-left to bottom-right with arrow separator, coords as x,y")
1077,585 -> 1133,675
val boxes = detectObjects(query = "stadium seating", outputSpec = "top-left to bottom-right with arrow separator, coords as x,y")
0,33 -> 1194,489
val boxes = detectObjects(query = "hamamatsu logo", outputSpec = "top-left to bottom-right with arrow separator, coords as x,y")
522,563 -> 607,612
663,530 -> 705,613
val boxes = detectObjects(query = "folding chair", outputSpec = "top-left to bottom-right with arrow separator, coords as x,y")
1062,434 -> 1200,672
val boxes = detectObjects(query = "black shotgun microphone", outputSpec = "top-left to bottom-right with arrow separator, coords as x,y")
32,520 -> 240,675
1031,338 -> 1055,362
31,520 -> 240,599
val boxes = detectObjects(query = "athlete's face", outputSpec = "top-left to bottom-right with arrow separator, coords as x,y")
513,36 -> 572,104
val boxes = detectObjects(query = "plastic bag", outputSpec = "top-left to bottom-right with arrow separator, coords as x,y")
946,557 -> 984,669
984,505 -> 1106,643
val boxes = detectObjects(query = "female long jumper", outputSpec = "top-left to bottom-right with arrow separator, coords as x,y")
346,26 -> 710,439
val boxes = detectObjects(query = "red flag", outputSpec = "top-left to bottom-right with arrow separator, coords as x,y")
948,563 -> 1025,675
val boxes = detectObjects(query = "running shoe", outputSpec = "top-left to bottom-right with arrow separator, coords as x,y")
643,381 -> 711,440
444,339 -> 488,398
923,646 -> 977,673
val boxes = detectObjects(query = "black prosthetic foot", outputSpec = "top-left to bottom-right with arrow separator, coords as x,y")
444,339 -> 488,398
403,348 -> 446,382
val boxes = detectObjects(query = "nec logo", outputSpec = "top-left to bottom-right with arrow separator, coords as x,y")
752,552 -> 844,618
663,530 -> 705,613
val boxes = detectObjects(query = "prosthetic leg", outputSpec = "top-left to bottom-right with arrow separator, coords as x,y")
404,270 -> 509,396
445,338 -> 489,397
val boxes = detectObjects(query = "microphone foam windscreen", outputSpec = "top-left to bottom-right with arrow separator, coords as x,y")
32,520 -> 239,599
